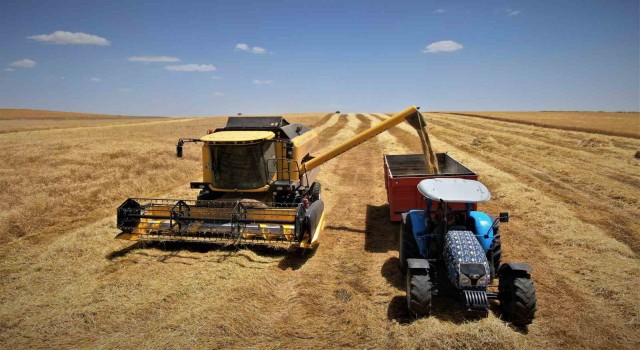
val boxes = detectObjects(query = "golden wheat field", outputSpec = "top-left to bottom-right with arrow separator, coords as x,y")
445,111 -> 640,139
0,109 -> 168,134
0,110 -> 639,349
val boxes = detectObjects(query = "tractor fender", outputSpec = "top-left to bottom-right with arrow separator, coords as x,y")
407,258 -> 430,271
402,210 -> 426,234
498,262 -> 533,277
469,211 -> 494,252
403,210 -> 428,256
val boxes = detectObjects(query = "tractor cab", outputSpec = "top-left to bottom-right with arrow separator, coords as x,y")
411,178 -> 507,258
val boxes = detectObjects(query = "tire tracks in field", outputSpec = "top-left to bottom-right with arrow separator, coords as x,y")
425,113 -> 640,253
313,114 -> 349,143
445,112 -> 640,139
266,113 -> 380,345
430,115 -> 640,186
0,117 -> 201,137
435,113 -> 640,187
311,113 -> 337,128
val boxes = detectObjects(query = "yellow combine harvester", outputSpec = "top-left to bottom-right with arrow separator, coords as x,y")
116,106 -> 431,249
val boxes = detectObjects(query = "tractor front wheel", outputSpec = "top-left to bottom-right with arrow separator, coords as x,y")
499,275 -> 537,326
406,269 -> 432,317
398,220 -> 420,273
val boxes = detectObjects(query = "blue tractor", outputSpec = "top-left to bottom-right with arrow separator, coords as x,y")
398,178 -> 537,325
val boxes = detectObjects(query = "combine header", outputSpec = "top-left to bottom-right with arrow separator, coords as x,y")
116,106 -> 435,249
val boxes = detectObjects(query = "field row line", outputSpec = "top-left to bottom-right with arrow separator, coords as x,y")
0,117 -> 203,137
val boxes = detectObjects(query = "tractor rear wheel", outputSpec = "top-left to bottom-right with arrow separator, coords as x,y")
499,275 -> 537,326
398,220 -> 420,273
406,269 -> 432,317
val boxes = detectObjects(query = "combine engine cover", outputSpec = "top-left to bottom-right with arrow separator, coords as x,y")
444,230 -> 491,310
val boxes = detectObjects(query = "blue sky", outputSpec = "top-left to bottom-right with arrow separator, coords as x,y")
0,0 -> 638,115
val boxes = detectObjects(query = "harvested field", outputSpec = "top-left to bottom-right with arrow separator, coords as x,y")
0,109 -> 169,133
0,111 -> 639,349
445,111 -> 640,139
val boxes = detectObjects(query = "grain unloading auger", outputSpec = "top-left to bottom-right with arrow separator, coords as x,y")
116,106 -> 437,249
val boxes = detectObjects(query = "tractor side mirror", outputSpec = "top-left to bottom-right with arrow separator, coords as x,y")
176,140 -> 184,158
499,212 -> 509,222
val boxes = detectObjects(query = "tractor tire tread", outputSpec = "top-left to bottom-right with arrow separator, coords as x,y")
501,277 -> 537,326
311,182 -> 322,202
407,273 -> 432,317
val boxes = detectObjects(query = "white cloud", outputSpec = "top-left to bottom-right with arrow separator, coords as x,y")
211,76 -> 222,80
128,56 -> 180,63
27,31 -> 110,46
118,88 -> 132,92
253,79 -> 273,85
213,92 -> 224,97
433,9 -> 445,14
10,59 -> 37,68
4,68 -> 15,71
90,77 -> 101,82
251,47 -> 266,54
507,9 -> 522,16
423,40 -> 463,53
164,64 -> 216,72
236,43 -> 269,54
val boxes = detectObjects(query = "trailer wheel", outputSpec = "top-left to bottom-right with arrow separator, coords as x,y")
487,234 -> 502,280
399,220 -> 420,273
310,182 -> 322,202
499,275 -> 537,326
406,269 -> 432,317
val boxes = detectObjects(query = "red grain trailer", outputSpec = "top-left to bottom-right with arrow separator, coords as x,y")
383,153 -> 478,222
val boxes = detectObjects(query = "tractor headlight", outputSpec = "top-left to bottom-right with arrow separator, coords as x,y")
459,275 -> 471,286
476,275 -> 489,286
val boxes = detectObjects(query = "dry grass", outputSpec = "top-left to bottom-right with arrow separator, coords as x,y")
0,111 -> 639,349
0,109 -> 162,119
445,111 -> 640,139
0,109 -> 170,133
